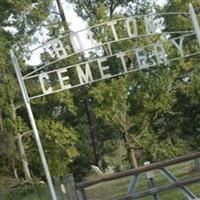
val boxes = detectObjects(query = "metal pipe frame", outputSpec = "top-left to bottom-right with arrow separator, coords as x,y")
10,50 -> 58,200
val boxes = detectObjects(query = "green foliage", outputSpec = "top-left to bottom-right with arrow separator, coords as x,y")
29,118 -> 78,176
0,0 -> 77,181
1,0 -> 200,190
72,0 -> 200,169
0,184 -> 50,200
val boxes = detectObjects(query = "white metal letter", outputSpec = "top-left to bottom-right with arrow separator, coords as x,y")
189,3 -> 200,47
57,68 -> 72,90
153,42 -> 168,64
98,57 -> 111,79
144,15 -> 156,35
170,37 -> 184,57
76,63 -> 93,84
70,32 -> 84,52
39,73 -> 53,94
117,52 -> 128,72
126,17 -> 138,38
135,48 -> 150,68
49,39 -> 67,59
107,21 -> 119,41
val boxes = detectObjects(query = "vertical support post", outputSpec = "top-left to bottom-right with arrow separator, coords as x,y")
63,174 -> 78,200
144,161 -> 159,200
160,168 -> 197,199
77,189 -> 87,200
128,174 -> 140,194
189,3 -> 200,47
10,50 -> 58,200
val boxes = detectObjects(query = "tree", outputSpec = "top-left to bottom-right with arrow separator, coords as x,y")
161,0 -> 200,170
90,78 -> 139,168
0,0 -> 80,182
16,131 -> 32,182
1,0 -> 200,184
71,0 -> 157,169
71,0 -> 200,170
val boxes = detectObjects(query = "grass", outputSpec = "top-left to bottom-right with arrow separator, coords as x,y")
0,184 -> 51,200
0,161 -> 200,200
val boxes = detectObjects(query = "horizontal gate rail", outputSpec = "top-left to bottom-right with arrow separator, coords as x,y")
77,152 -> 200,190
113,176 -> 200,200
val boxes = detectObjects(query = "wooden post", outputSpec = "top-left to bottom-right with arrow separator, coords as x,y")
63,174 -> 78,200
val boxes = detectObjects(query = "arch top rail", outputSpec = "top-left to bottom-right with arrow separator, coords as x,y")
76,152 -> 200,190
26,11 -> 191,54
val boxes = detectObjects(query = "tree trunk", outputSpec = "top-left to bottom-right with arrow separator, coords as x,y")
12,159 -> 20,182
16,133 -> 32,182
56,0 -> 68,31
123,131 -> 138,168
129,147 -> 138,168
84,97 -> 102,168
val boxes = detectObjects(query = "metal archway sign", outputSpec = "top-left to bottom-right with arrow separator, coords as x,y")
10,4 -> 200,200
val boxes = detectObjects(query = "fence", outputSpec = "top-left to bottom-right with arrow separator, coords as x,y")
76,152 -> 200,200
53,174 -> 77,200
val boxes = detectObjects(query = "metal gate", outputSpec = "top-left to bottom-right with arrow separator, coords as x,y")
76,152 -> 200,200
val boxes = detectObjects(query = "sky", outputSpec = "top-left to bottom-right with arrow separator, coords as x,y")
60,0 -> 167,52
63,0 -> 167,32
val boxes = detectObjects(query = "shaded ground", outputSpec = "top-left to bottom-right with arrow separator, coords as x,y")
0,176 -> 51,200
